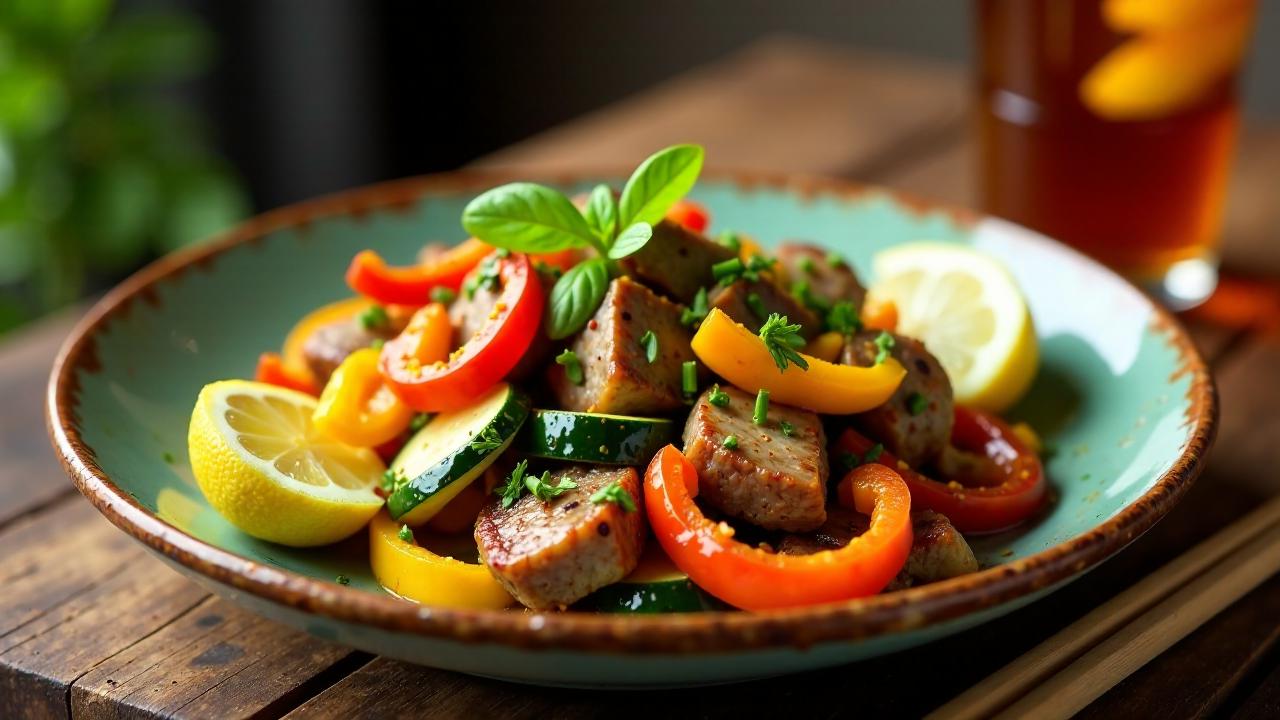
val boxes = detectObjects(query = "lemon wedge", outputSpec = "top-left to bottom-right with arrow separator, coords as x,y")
188,380 -> 385,547
870,243 -> 1037,413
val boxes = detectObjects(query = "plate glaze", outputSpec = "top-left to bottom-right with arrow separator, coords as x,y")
48,170 -> 1215,687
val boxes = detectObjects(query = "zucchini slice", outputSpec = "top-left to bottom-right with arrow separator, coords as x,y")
579,545 -> 720,613
387,383 -> 529,525
516,409 -> 674,465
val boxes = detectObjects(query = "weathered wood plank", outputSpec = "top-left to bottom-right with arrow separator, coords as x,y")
1229,655 -> 1280,720
481,36 -> 966,177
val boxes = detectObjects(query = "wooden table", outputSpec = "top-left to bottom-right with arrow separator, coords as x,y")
5,37 -> 1280,719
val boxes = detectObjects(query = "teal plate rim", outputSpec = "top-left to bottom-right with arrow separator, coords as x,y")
46,168 -> 1218,655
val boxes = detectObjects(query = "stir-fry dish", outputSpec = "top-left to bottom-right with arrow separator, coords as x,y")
187,145 -> 1047,612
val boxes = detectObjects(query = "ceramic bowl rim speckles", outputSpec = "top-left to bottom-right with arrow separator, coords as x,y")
47,168 -> 1217,656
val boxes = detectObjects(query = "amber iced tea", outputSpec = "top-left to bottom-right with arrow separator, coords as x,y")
975,0 -> 1255,306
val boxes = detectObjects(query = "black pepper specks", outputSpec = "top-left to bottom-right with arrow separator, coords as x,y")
597,522 -> 611,536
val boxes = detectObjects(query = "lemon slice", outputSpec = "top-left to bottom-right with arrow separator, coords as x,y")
870,242 -> 1038,413
188,380 -> 385,547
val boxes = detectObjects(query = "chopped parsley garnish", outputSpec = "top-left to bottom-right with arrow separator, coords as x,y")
825,252 -> 844,269
335,575 -> 350,586
707,384 -> 730,407
590,482 -> 637,512
497,460 -> 529,508
380,469 -> 398,492
498,460 -> 577,507
758,313 -> 810,372
873,330 -> 895,365
369,338 -> 385,350
430,286 -> 457,304
745,292 -> 767,320
470,425 -> 504,453
463,255 -> 502,299
712,254 -> 775,285
864,443 -> 884,463
682,361 -> 698,397
718,230 -> 741,252
790,280 -> 830,315
397,524 -> 414,542
680,286 -> 709,327
722,434 -> 739,450
780,419 -> 795,437
410,413 -> 431,432
533,260 -> 564,279
798,256 -> 817,275
640,330 -> 659,363
359,305 -> 389,330
556,349 -> 584,385
753,389 -> 770,425
907,392 -> 928,416
840,451 -> 860,470
825,301 -> 862,336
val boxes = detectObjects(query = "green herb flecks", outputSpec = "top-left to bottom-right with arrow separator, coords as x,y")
681,286 -> 709,327
556,349 -> 585,385
463,255 -> 502,299
712,254 -> 774,286
707,384 -> 730,407
590,482 -> 637,512
790,280 -> 830,315
359,304 -> 389,330
722,435 -> 739,450
682,361 -> 698,397
758,313 -> 809,372
718,230 -> 741,252
640,330 -> 658,363
798,256 -> 817,275
430,286 -> 457,304
825,252 -> 844,269
907,392 -> 928,416
336,575 -> 350,586
470,425 -> 504,453
409,413 -> 431,432
745,292 -> 767,320
780,420 -> 795,437
873,330 -> 895,365
752,389 -> 770,425
864,443 -> 884,464
840,451 -> 859,470
398,524 -> 414,542
825,300 -> 861,336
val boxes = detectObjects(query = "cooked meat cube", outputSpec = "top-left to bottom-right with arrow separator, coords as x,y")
449,262 -> 551,380
475,465 -> 645,609
302,310 -> 408,384
618,219 -> 735,303
777,507 -> 977,589
842,330 -> 954,468
709,278 -> 820,341
549,276 -> 694,415
775,242 -> 867,308
682,385 -> 827,532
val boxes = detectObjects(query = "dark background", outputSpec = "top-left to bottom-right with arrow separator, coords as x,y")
189,0 -> 1280,211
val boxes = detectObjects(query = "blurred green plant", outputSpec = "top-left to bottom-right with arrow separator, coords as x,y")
0,0 -> 248,333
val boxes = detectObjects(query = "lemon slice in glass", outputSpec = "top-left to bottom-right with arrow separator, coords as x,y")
188,380 -> 385,547
870,242 -> 1038,413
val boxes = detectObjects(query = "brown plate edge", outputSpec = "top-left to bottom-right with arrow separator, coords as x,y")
45,167 -> 1217,655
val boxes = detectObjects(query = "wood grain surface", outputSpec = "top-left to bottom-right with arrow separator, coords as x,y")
4,37 -> 1279,719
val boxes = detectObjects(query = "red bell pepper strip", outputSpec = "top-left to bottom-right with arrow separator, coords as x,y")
380,252 -> 543,413
833,407 -> 1047,534
346,238 -> 493,306
644,445 -> 913,611
254,352 -> 319,395
666,199 -> 710,234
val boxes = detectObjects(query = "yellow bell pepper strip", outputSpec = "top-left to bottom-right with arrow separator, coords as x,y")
691,308 -> 906,414
644,445 -> 913,610
313,348 -> 416,447
368,511 -> 513,609
804,331 -> 846,363
280,296 -> 381,385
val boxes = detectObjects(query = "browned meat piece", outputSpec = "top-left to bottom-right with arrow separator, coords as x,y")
549,276 -> 694,415
682,385 -> 827,532
475,465 -> 645,609
777,508 -> 977,589
618,219 -> 735,303
709,278 -> 820,341
842,330 -> 954,468
301,309 -> 409,384
775,242 -> 867,308
449,262 -> 552,380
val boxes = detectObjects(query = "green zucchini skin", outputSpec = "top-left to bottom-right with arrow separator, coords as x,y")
580,577 -> 721,613
516,410 -> 674,465
387,385 -> 529,523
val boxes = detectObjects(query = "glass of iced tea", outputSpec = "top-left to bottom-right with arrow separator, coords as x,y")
975,0 -> 1257,308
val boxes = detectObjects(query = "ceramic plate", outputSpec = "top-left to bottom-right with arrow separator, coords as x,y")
48,170 -> 1215,687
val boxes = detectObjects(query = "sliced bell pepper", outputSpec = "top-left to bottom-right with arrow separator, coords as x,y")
833,407 -> 1047,534
368,511 -> 512,609
805,331 -> 846,363
312,348 -> 417,447
691,308 -> 906,414
280,297 -> 375,384
254,352 -> 320,395
346,238 -> 493,306
644,445 -> 912,610
861,296 -> 898,332
666,199 -> 710,233
381,252 -> 543,413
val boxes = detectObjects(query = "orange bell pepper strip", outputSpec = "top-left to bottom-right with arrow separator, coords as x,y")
346,238 -> 493,306
861,297 -> 898,332
691,308 -> 906,414
368,511 -> 512,609
644,446 -> 912,610
254,352 -> 319,395
833,407 -> 1047,534
312,348 -> 418,447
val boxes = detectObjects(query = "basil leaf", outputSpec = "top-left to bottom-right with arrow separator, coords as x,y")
583,184 -> 617,242
462,182 -> 598,253
606,221 -> 652,260
618,144 -> 704,228
546,257 -> 610,340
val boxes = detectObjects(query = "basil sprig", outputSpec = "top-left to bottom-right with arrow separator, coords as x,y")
461,144 -> 706,339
